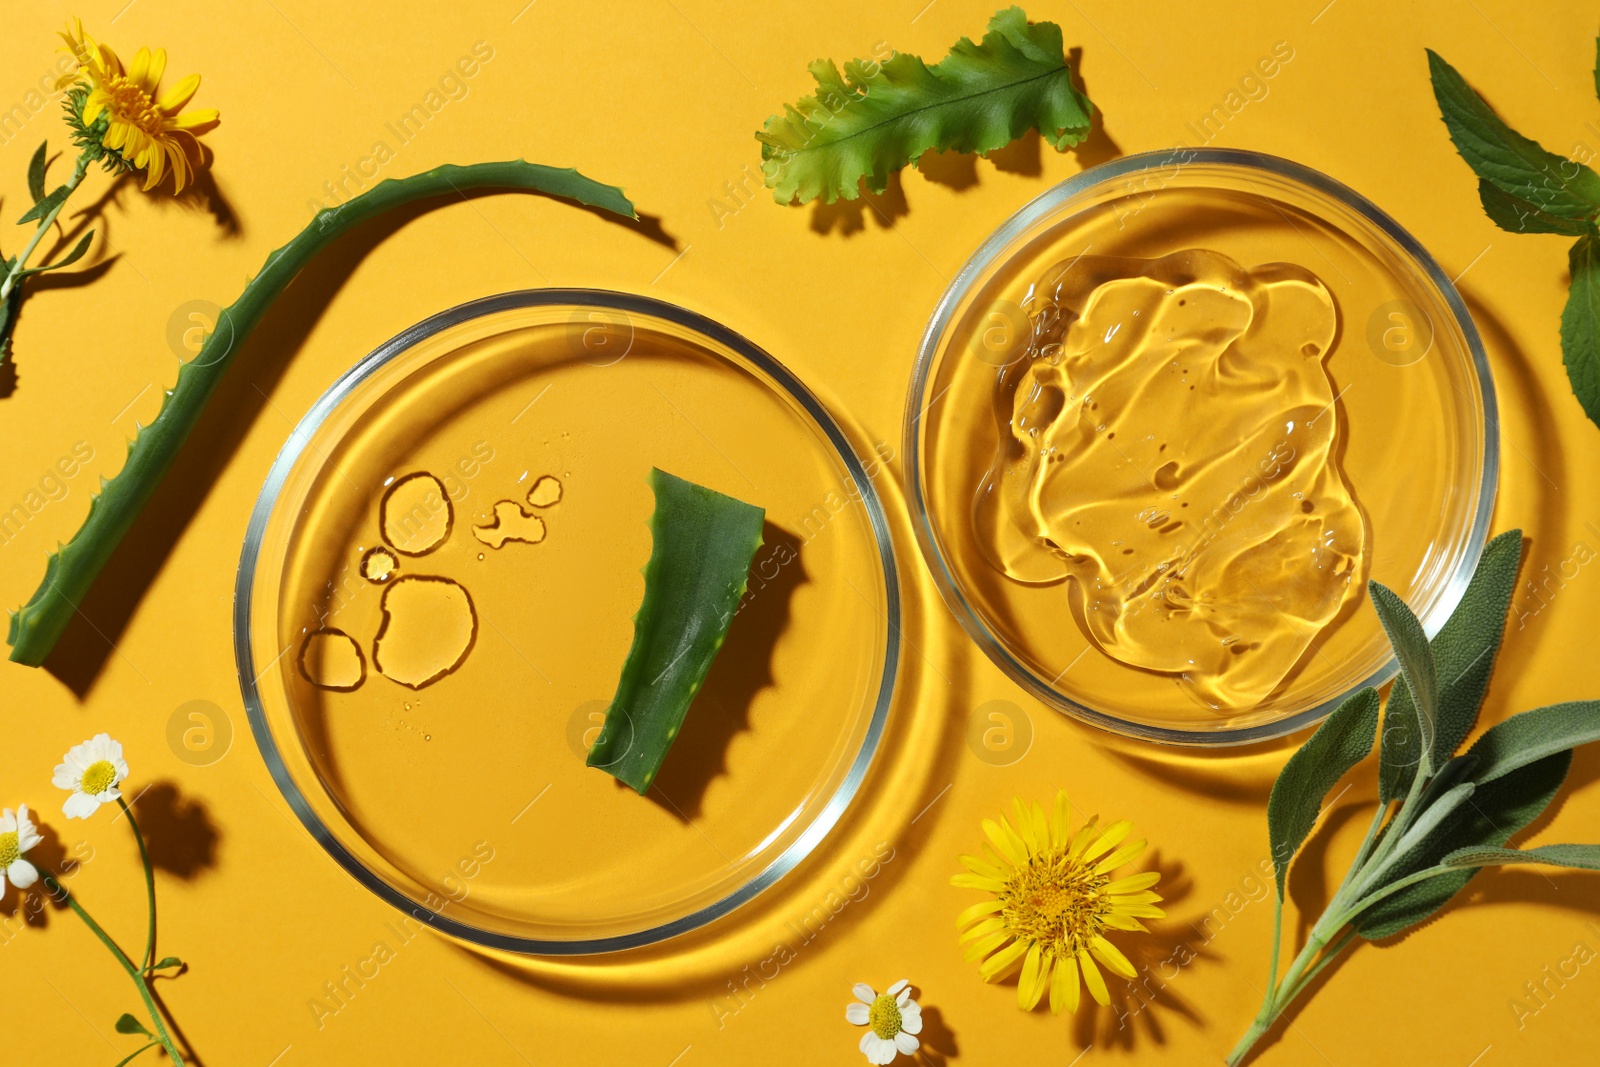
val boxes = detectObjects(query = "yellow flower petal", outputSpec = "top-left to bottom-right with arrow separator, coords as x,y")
145,47 -> 167,92
1068,819 -> 1099,859
1083,819 -> 1133,860
1100,912 -> 1149,932
980,937 -> 1028,981
1109,890 -> 1164,905
1094,839 -> 1147,875
960,853 -> 1008,881
1051,952 -> 1079,1015
963,930 -> 1011,962
1078,949 -> 1109,1006
959,916 -> 1005,944
1050,790 -> 1072,849
1018,942 -> 1045,1010
156,72 -> 200,113
129,47 -> 150,90
956,898 -> 1005,929
1115,903 -> 1166,919
1090,935 -> 1138,979
165,108 -> 219,131
950,873 -> 1007,892
1104,871 -> 1161,894
983,818 -> 1025,866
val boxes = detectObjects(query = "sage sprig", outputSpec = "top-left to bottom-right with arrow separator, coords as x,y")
1428,45 -> 1600,431
1228,530 -> 1600,1065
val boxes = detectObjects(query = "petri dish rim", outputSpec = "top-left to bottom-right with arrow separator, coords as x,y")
904,147 -> 1498,747
235,288 -> 902,954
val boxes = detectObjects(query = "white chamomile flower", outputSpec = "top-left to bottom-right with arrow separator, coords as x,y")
846,979 -> 922,1064
54,733 -> 129,820
0,804 -> 43,895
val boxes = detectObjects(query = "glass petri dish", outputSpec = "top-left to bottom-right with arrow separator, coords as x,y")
237,290 -> 898,953
906,149 -> 1496,745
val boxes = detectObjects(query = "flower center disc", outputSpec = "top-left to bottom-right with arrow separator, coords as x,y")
868,994 -> 901,1039
0,831 -> 19,867
81,760 -> 118,795
106,77 -> 163,135
1005,853 -> 1109,952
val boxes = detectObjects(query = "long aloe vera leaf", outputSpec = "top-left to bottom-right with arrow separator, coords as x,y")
8,160 -> 635,666
587,468 -> 765,794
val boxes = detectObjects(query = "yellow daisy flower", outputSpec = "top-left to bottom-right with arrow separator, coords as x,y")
951,791 -> 1164,1014
58,19 -> 219,193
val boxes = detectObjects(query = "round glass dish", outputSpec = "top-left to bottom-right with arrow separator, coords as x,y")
237,290 -> 899,953
906,149 -> 1496,745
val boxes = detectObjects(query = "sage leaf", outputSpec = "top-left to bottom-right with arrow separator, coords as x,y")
19,231 -> 93,278
115,1014 -> 151,1037
1562,233 -> 1600,429
1442,843 -> 1600,871
1267,687 -> 1379,897
1380,530 -> 1522,799
1428,48 -> 1600,219
1466,699 -> 1600,784
1478,179 -> 1594,235
27,141 -> 47,203
1370,581 -> 1438,779
1356,750 -> 1570,939
16,184 -> 70,226
757,6 -> 1093,205
1594,34 -> 1600,103
0,256 -> 21,366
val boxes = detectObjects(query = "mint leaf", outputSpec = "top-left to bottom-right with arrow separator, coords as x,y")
757,6 -> 1093,205
1428,48 -> 1600,220
1478,179 -> 1594,235
1267,687 -> 1379,897
1562,234 -> 1600,430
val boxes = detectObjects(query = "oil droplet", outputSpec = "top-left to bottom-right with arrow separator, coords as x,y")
361,546 -> 398,582
526,474 -> 563,508
298,629 -> 366,691
380,472 -> 452,556
472,500 -> 547,548
423,734 -> 432,742
372,576 -> 478,689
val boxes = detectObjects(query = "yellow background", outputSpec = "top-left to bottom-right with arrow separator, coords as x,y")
3,1 -> 1599,1064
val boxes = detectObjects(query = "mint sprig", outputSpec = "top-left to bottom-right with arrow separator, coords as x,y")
1428,46 -> 1600,430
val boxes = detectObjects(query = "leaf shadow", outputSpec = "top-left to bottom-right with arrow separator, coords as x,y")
35,188 -> 655,697
910,1002 -> 959,1064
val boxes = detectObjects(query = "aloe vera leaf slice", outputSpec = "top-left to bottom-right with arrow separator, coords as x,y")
7,160 -> 635,666
587,467 -> 765,794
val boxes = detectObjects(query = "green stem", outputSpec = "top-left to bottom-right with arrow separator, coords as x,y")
1264,893 -> 1283,995
116,796 -> 156,971
8,159 -> 636,665
0,150 -> 92,302
42,874 -> 184,1064
112,1041 -> 159,1067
